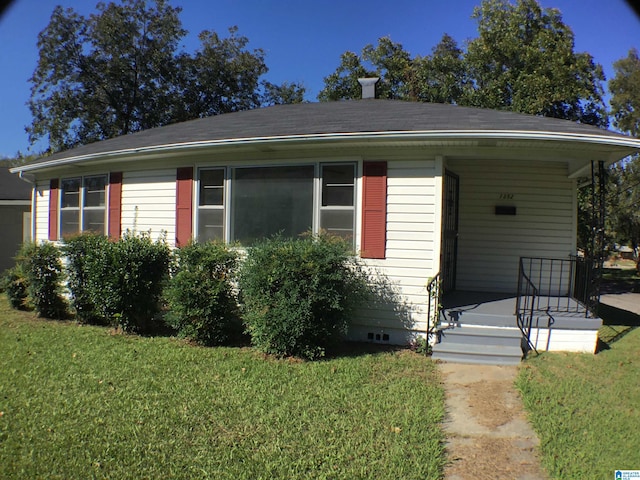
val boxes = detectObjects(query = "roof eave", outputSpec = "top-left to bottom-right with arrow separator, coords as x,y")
11,129 -> 640,174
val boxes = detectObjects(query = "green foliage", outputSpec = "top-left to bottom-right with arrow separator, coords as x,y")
516,328 -> 640,478
0,296 -> 445,479
410,34 -> 469,104
62,233 -> 112,324
607,158 -> 640,253
410,336 -> 432,356
318,37 -> 411,101
463,0 -> 607,126
261,80 -> 306,106
609,48 -> 640,137
318,51 -> 374,101
165,241 -> 242,346
28,2 -> 299,152
99,232 -> 171,333
239,234 -> 370,360
20,242 -> 67,319
318,0 -> 607,127
2,264 -> 30,310
62,232 -> 170,332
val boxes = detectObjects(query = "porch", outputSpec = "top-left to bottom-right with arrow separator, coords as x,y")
430,257 -> 603,365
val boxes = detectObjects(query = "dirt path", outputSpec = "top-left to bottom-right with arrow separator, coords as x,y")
438,363 -> 547,480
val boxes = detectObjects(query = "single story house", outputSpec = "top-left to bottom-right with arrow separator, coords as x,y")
0,166 -> 32,273
11,97 -> 640,363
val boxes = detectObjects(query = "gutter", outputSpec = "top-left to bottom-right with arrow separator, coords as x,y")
10,129 -> 640,174
18,170 -> 35,184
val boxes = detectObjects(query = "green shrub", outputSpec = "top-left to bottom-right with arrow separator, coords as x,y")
2,264 -> 29,310
63,233 -> 111,324
107,233 -> 171,333
239,234 -> 370,360
20,242 -> 67,319
165,241 -> 242,346
62,232 -> 170,332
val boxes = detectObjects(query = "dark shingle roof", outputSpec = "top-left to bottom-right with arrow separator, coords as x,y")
21,100 -> 638,167
0,167 -> 31,200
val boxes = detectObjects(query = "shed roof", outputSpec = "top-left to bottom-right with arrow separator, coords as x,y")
0,166 -> 31,200
12,100 -> 640,173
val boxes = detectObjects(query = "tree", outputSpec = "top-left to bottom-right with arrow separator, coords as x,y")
607,48 -> 640,257
28,0 -> 299,153
173,27 -> 268,120
261,80 -> 306,106
609,48 -> 640,137
28,0 -> 186,152
410,34 -> 469,104
463,0 -> 607,127
318,0 -> 607,128
318,37 -> 411,101
318,51 -> 376,102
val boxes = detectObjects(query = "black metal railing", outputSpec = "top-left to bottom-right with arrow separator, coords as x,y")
517,256 -> 599,318
516,258 -> 538,355
426,273 -> 441,336
516,255 -> 600,356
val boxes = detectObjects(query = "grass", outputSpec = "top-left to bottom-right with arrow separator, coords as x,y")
517,303 -> 640,479
0,296 -> 445,480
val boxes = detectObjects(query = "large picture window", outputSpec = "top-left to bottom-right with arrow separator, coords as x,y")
231,166 -> 314,245
195,162 -> 356,245
60,175 -> 107,237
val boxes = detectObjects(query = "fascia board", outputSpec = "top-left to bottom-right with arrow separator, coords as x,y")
11,129 -> 640,174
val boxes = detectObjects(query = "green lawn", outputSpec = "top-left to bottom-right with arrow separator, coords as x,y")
517,310 -> 640,478
0,297 -> 445,479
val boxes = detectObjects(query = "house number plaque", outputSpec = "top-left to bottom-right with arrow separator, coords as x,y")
498,193 -> 514,200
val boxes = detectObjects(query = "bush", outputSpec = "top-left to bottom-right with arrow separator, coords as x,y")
2,264 -> 29,310
239,234 -> 370,360
20,242 -> 67,319
63,231 -> 171,333
107,233 -> 171,333
165,241 -> 241,346
63,233 -> 111,324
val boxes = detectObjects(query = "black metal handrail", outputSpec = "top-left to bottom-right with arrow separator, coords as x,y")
516,255 -> 600,357
426,273 -> 441,337
517,256 -> 598,318
516,258 -> 538,355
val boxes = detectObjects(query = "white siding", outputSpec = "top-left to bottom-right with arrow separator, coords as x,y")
121,169 -> 177,245
34,180 -> 49,242
451,159 -> 576,293
350,158 -> 440,344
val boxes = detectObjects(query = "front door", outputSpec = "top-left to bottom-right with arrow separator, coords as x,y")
441,170 -> 459,294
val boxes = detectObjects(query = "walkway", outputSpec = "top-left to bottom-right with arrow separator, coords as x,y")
439,363 -> 547,479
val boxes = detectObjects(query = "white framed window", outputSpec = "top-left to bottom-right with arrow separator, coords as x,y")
60,175 -> 107,237
320,163 -> 356,242
197,168 -> 225,241
195,162 -> 356,246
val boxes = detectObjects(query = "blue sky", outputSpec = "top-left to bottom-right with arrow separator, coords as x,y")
0,0 -> 638,158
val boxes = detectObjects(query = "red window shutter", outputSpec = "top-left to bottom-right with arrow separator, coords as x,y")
175,167 -> 194,247
361,161 -> 387,259
108,172 -> 123,240
48,179 -> 59,241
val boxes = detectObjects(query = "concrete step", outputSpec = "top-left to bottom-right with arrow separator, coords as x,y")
437,325 -> 522,347
440,311 -> 516,328
432,342 -> 523,365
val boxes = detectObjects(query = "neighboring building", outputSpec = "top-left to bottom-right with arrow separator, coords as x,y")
10,99 -> 640,363
0,166 -> 32,273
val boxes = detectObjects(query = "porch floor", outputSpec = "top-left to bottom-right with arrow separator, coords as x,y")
433,291 -> 603,364
441,290 -> 596,324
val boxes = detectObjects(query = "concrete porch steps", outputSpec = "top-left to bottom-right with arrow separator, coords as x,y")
432,326 -> 523,365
